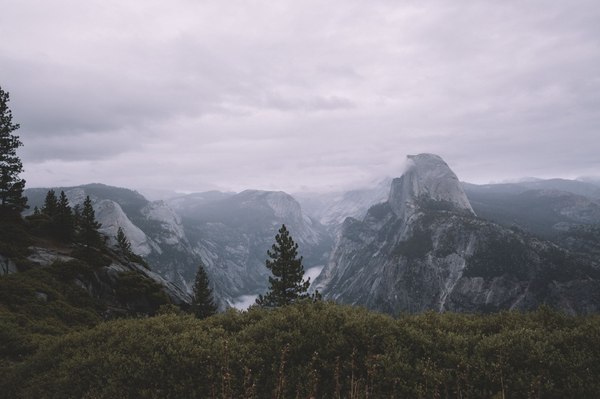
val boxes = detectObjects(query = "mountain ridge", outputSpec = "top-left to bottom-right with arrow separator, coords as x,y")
315,154 -> 600,315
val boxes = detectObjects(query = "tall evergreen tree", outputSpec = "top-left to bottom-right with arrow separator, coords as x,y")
55,191 -> 74,241
256,224 -> 310,307
191,264 -> 217,319
0,86 -> 27,215
72,204 -> 82,229
42,189 -> 58,217
116,226 -> 132,254
79,196 -> 102,247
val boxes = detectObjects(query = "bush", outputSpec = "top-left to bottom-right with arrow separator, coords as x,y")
4,302 -> 600,398
115,271 -> 169,312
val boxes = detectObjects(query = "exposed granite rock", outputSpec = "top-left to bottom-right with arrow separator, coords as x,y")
316,154 -> 600,315
20,246 -> 192,316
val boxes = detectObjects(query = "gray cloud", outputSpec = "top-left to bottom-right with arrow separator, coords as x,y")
1,0 -> 599,192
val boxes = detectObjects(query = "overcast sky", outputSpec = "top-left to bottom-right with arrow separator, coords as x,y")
1,0 -> 599,193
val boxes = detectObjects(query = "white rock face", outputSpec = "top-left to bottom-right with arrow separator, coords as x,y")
389,154 -> 475,221
237,190 -> 323,245
94,199 -> 153,256
141,201 -> 186,245
264,191 -> 302,221
26,247 -> 74,266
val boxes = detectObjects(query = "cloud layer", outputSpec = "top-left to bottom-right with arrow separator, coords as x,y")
2,0 -> 599,192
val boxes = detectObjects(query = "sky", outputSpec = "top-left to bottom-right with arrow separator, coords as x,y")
1,0 -> 599,193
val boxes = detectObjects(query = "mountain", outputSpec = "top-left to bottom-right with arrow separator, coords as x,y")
24,185 -> 333,308
0,217 -> 191,318
463,178 -> 600,199
167,190 -> 235,215
578,176 -> 600,188
463,182 -> 600,257
24,245 -> 191,314
170,190 -> 333,304
24,184 -> 203,295
295,178 -> 392,229
315,154 -> 600,315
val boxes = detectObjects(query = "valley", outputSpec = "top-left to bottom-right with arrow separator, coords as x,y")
17,153 -> 600,315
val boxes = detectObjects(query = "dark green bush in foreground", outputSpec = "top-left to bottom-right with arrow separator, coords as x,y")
2,302 -> 599,398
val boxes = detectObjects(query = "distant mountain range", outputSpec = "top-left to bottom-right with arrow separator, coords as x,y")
462,180 -> 600,256
23,164 -> 600,314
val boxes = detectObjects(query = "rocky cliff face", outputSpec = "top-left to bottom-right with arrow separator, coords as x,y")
25,185 -> 203,296
94,199 -> 155,256
389,154 -> 474,221
315,154 -> 600,315
5,244 -> 191,317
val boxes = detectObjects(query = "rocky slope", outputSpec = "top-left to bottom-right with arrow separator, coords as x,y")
315,154 -> 600,315
1,238 -> 191,317
24,185 -> 333,308
25,184 -> 203,295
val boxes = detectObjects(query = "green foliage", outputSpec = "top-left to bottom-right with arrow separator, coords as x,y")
54,191 -> 75,241
129,252 -> 151,269
256,224 -> 310,307
465,234 -> 530,279
116,227 -> 131,254
191,263 -> 217,319
79,195 -> 103,247
70,246 -> 112,268
0,264 -> 102,363
42,189 -> 58,217
115,271 -> 169,312
28,190 -> 76,242
3,302 -> 600,398
0,218 -> 32,261
113,226 -> 152,268
0,85 -> 27,216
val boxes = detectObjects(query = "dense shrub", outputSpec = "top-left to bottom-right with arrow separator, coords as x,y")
0,266 -> 102,366
2,302 -> 599,398
115,271 -> 170,311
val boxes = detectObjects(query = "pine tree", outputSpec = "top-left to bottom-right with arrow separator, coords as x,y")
191,264 -> 217,319
55,190 -> 74,241
79,195 -> 102,247
0,86 -> 27,216
73,204 -> 81,227
42,189 -> 58,217
116,226 -> 132,254
256,224 -> 310,307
